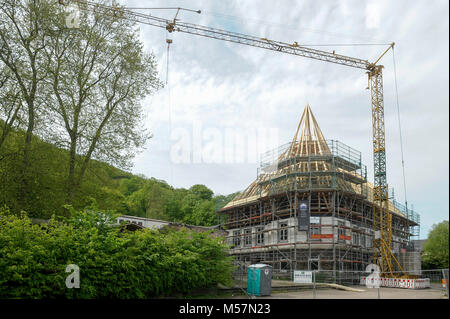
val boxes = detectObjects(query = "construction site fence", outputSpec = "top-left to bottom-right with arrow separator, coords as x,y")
232,267 -> 449,299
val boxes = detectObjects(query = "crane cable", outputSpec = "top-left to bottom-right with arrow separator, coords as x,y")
392,46 -> 409,217
166,34 -> 173,186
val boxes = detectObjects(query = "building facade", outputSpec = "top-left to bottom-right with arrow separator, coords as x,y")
218,105 -> 420,277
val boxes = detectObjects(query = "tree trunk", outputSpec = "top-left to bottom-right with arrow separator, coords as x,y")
67,134 -> 77,202
19,100 -> 34,210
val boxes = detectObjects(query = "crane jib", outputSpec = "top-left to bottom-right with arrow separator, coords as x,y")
74,0 -> 370,69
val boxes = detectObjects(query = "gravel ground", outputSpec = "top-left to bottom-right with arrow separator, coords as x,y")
231,284 -> 447,299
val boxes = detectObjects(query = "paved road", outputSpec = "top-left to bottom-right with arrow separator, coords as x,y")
232,285 -> 447,299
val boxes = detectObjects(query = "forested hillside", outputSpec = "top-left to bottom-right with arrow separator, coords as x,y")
0,125 -> 237,225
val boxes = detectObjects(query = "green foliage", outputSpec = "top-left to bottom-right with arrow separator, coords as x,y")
181,199 -> 217,227
422,221 -> 449,269
189,184 -> 214,201
0,129 -> 134,218
0,207 -> 233,298
125,178 -> 173,220
122,179 -> 236,226
0,126 -> 237,225
214,192 -> 240,211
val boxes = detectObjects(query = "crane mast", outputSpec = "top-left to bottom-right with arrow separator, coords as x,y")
62,0 -> 406,277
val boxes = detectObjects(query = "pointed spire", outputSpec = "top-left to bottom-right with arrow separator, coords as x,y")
224,104 -> 334,207
286,104 -> 330,157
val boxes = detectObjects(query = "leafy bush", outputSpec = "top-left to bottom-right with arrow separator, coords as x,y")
0,207 -> 233,298
422,220 -> 449,269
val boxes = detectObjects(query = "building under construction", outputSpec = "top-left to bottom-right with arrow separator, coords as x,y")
218,105 -> 420,279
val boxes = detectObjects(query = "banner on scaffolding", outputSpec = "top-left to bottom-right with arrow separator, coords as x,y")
310,216 -> 320,224
298,200 -> 310,232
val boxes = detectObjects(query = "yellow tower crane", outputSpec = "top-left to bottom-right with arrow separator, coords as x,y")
61,0 -> 408,278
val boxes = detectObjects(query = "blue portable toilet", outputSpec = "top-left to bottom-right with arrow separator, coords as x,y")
247,264 -> 272,296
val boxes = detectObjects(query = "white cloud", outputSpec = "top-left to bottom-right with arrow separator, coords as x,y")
365,1 -> 382,29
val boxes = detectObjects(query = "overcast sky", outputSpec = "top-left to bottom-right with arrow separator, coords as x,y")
116,0 -> 449,239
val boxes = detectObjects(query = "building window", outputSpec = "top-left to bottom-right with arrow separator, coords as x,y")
279,222 -> 288,242
360,235 -> 366,247
138,222 -> 143,226
256,227 -> 264,245
311,226 -> 320,235
233,230 -> 241,248
352,233 -> 359,245
367,236 -> 372,248
338,221 -> 345,238
393,242 -> 399,253
244,229 -> 252,246
310,226 -> 320,241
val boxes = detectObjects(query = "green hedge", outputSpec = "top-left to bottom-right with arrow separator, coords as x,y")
0,207 -> 233,298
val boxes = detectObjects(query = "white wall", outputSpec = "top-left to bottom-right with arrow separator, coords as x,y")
117,216 -> 170,230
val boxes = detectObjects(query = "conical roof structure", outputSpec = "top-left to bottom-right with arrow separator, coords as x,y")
224,104 -> 363,208
283,103 -> 330,158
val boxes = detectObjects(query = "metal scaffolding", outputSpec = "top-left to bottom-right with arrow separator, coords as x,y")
218,105 -> 420,282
